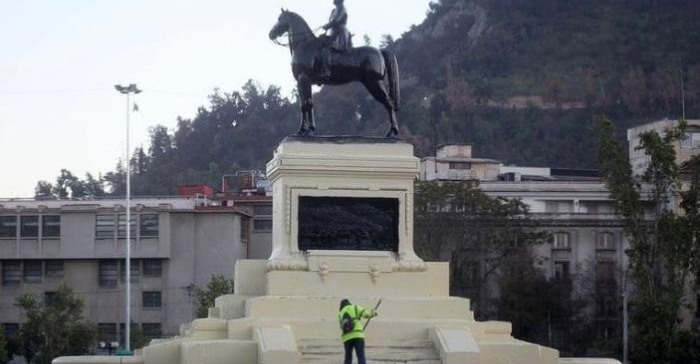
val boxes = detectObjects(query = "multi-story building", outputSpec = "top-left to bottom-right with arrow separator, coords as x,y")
627,118 -> 700,176
419,144 -> 629,342
0,194 -> 261,348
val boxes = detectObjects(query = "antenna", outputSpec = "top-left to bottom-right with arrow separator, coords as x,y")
677,40 -> 686,120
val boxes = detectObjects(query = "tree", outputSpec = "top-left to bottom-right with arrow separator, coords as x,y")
129,324 -> 149,350
597,116 -> 700,364
194,275 -> 235,318
495,247 -> 592,356
103,160 -> 126,195
16,285 -> 95,364
0,329 -> 8,364
34,181 -> 54,200
414,180 -> 547,315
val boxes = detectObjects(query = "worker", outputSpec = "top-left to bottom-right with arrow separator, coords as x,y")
338,298 -> 378,364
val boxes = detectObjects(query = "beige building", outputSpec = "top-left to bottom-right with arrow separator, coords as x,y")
419,145 -> 630,342
0,195 -> 271,349
420,144 -> 501,181
627,118 -> 700,176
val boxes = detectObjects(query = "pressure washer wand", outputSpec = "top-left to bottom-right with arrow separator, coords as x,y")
363,299 -> 382,331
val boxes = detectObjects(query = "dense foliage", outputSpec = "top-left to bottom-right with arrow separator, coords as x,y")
413,181 -> 615,357
598,117 -> 700,364
16,285 -> 95,364
194,275 -> 235,318
36,0 -> 700,195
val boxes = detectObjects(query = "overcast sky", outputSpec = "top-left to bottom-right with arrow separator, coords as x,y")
0,0 -> 432,197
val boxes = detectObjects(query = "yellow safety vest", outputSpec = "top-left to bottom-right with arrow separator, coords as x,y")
338,304 -> 372,343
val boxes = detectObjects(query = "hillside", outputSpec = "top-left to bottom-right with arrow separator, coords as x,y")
36,0 -> 700,195
312,0 -> 700,165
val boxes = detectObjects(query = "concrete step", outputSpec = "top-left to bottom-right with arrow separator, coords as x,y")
244,296 -> 473,321
298,339 -> 440,364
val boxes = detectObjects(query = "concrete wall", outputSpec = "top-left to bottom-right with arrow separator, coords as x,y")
0,199 -> 254,342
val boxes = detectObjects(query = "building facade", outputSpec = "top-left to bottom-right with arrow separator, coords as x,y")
627,118 -> 700,176
419,144 -> 630,343
0,196 -> 259,348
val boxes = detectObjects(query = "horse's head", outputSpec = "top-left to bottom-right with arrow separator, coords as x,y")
269,8 -> 291,40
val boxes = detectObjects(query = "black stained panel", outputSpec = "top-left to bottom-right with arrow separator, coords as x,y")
298,197 -> 399,252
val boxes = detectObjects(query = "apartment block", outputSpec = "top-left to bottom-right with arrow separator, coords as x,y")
0,196 -> 257,347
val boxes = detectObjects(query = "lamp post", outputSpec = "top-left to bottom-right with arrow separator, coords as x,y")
114,83 -> 141,353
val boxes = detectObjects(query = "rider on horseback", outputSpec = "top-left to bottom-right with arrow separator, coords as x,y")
319,0 -> 352,81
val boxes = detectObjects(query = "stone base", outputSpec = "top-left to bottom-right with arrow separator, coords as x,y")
53,259 -> 621,364
52,137 -> 619,364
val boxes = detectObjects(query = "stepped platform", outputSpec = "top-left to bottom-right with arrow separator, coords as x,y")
54,137 -> 620,364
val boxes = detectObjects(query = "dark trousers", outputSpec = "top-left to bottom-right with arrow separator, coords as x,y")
343,338 -> 366,364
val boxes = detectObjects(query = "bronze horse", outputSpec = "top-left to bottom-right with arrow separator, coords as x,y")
269,9 -> 400,137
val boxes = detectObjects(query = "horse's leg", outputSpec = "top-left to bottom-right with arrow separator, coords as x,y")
298,74 -> 316,135
362,80 -> 399,137
307,93 -> 316,134
297,75 -> 312,135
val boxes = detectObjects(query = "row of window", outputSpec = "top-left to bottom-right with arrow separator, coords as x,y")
252,205 -> 272,232
552,232 -> 616,250
552,259 -> 617,284
96,214 -> 159,239
98,259 -> 163,287
1,260 -> 64,286
0,259 -> 163,287
2,322 -> 162,341
98,322 -> 162,342
0,215 -> 60,239
680,132 -> 700,149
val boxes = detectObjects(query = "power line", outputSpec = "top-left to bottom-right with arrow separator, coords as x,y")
0,88 -> 111,95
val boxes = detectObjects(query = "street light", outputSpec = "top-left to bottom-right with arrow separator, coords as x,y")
99,341 -> 120,355
114,83 -> 141,354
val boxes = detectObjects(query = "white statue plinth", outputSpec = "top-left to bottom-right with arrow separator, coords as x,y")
53,137 -> 619,364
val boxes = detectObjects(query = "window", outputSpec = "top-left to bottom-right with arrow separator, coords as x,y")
24,261 -> 42,283
545,201 -> 574,213
96,215 -> 115,239
142,323 -> 162,340
20,216 -> 39,238
45,260 -> 64,277
142,291 -> 161,308
597,232 -> 615,250
117,214 -> 136,239
253,205 -> 272,216
98,260 -> 118,287
142,259 -> 162,277
449,162 -> 471,170
596,261 -> 616,286
97,323 -> 118,343
120,259 -> 140,283
253,219 -> 272,231
139,214 -> 159,238
554,261 -> 570,281
0,216 -> 17,238
2,323 -> 19,338
2,261 -> 21,286
240,218 -> 250,243
553,232 -> 570,249
680,132 -> 700,149
597,296 -> 617,318
42,215 -> 60,238
118,323 -> 140,345
44,291 -> 57,306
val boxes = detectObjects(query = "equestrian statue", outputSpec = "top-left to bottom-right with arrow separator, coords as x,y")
269,0 -> 400,137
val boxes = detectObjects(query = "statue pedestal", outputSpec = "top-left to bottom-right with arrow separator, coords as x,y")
54,137 -> 619,364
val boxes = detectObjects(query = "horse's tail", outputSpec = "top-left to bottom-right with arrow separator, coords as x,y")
381,50 -> 400,111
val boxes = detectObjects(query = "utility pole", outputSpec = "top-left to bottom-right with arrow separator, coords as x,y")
622,269 -> 629,364
114,83 -> 141,354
